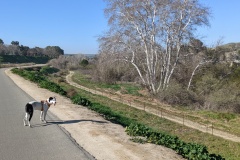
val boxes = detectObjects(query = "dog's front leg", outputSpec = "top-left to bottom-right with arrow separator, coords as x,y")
43,111 -> 47,123
40,111 -> 43,122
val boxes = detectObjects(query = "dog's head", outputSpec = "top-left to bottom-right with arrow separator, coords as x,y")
47,97 -> 57,106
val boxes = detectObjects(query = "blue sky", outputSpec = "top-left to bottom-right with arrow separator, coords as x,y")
0,0 -> 239,54
198,0 -> 240,46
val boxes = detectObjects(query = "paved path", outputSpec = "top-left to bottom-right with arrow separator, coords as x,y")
0,68 -> 95,160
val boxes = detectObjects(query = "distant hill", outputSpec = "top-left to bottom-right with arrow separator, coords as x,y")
84,54 -> 97,58
65,54 -> 97,59
220,42 -> 240,51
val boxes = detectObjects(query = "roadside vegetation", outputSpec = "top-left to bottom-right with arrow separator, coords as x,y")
12,66 -> 240,160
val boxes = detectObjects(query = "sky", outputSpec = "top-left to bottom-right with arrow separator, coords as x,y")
0,0 -> 239,54
197,0 -> 240,47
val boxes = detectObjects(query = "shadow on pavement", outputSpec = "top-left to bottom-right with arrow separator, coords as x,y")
31,119 -> 108,128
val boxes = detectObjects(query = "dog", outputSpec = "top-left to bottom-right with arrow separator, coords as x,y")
23,97 -> 57,127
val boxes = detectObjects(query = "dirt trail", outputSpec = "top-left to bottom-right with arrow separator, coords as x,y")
67,71 -> 240,143
5,68 -> 184,160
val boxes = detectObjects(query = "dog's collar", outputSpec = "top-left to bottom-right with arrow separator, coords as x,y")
45,100 -> 51,107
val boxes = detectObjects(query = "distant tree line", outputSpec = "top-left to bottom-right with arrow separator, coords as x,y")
0,38 -> 64,58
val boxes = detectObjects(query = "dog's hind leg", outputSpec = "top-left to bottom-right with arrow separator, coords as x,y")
25,103 -> 33,127
23,113 -> 28,126
28,110 -> 33,127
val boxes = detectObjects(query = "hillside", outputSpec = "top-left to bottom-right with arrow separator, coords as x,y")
220,42 -> 240,51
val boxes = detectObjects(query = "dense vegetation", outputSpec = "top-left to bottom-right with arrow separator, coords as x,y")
0,38 -> 64,58
11,67 -> 66,96
0,55 -> 50,64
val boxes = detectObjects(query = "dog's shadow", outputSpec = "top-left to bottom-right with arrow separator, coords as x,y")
31,119 -> 108,128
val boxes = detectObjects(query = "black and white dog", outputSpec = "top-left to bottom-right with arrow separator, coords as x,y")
23,97 -> 57,127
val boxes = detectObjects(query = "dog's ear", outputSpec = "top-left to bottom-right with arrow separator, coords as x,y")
49,97 -> 53,101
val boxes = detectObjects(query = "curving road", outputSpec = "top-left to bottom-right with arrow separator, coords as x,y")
0,68 -> 95,160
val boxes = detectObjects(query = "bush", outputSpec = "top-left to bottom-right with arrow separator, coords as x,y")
39,80 -> 66,96
71,95 -> 92,106
125,123 -> 224,160
158,82 -> 204,107
66,88 -> 77,98
11,68 -> 66,96
80,59 -> 89,67
40,66 -> 59,75
206,83 -> 240,112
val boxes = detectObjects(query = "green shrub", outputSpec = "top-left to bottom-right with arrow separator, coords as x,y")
39,80 -> 66,95
11,68 -> 66,96
80,59 -> 89,67
158,82 -> 204,107
40,66 -> 59,75
71,95 -> 92,106
125,123 -> 224,160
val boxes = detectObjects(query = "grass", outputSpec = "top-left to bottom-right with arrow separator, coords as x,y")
72,71 -> 142,96
171,109 -> 240,137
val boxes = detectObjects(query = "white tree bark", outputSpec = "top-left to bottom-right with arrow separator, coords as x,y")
100,0 -> 210,94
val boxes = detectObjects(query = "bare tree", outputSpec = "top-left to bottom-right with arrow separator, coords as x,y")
0,44 -> 7,55
186,38 -> 227,90
99,0 -> 210,94
48,54 -> 86,70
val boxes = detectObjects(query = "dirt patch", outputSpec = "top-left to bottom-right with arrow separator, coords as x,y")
5,68 -> 184,160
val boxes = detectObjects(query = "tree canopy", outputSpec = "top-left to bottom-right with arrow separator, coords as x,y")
0,38 -> 64,58
99,0 -> 210,94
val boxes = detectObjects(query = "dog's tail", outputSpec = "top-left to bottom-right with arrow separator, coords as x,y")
25,103 -> 34,121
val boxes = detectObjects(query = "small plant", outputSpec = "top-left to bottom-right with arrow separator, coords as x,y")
66,88 -> 77,98
40,66 -> 59,75
80,59 -> 89,67
71,95 -> 92,106
130,137 -> 146,144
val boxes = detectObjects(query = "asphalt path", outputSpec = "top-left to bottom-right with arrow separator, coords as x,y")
0,68 -> 95,160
